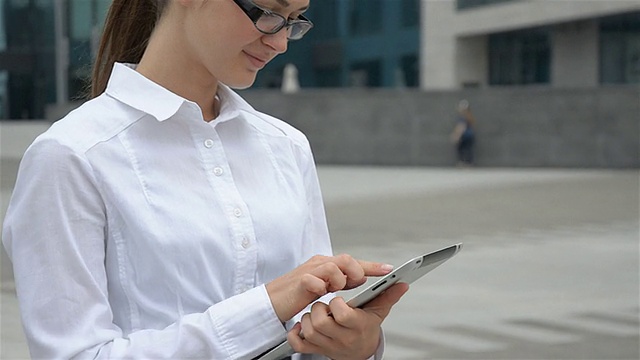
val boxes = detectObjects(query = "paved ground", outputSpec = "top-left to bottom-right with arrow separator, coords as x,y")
323,167 -> 639,360
1,165 -> 639,359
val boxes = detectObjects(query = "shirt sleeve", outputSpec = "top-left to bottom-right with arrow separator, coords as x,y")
2,137 -> 286,360
297,141 -> 333,259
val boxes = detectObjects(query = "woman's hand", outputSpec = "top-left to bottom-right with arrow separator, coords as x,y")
287,283 -> 409,359
265,254 -> 394,322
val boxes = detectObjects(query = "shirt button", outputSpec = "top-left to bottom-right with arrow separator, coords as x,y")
241,238 -> 251,249
213,167 -> 224,176
233,208 -> 242,217
204,139 -> 214,148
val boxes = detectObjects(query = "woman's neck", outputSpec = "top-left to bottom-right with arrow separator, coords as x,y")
136,17 -> 220,121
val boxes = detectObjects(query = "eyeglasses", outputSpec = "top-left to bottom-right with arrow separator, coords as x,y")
233,0 -> 314,40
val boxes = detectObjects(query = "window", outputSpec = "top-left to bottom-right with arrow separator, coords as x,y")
67,0 -> 110,99
0,0 -> 56,119
401,0 -> 420,28
489,29 -> 550,85
69,0 -> 94,99
349,60 -> 381,87
306,0 -> 339,39
0,2 -> 6,118
349,0 -> 382,36
600,12 -> 640,84
316,66 -> 342,87
400,54 -> 419,87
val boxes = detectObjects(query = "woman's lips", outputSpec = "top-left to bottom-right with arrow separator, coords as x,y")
244,51 -> 267,70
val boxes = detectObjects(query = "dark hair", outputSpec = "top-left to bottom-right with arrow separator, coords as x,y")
89,0 -> 168,98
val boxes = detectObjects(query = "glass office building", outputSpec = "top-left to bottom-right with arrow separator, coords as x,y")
0,0 -> 420,119
0,0 -> 110,119
254,0 -> 421,89
0,0 -> 421,120
0,0 -> 637,119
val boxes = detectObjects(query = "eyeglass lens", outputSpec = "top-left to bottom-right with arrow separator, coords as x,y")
256,15 -> 311,40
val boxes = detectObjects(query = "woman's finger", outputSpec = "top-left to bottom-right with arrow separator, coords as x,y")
287,323 -> 319,355
357,259 -> 394,277
299,311 -> 334,349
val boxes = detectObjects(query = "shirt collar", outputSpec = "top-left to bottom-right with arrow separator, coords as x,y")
213,83 -> 255,124
105,63 -> 257,124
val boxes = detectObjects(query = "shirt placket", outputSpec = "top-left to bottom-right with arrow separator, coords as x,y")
193,120 -> 259,296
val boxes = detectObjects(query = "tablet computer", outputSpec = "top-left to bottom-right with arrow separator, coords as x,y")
257,243 -> 463,360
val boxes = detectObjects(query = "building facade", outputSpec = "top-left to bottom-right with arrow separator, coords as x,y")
0,0 -> 639,119
0,0 -> 422,120
254,0 -> 421,89
0,0 -> 110,120
422,0 -> 640,89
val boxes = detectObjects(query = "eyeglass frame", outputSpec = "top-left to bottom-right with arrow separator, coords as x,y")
232,0 -> 314,40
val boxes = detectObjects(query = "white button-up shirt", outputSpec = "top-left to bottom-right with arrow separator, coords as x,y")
3,63 -> 338,359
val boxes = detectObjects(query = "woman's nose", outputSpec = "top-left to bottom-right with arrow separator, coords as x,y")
263,28 -> 289,54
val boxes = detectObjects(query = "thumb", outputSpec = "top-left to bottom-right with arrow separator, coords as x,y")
362,282 -> 410,320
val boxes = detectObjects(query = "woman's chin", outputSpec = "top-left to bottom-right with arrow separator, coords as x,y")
222,73 -> 258,90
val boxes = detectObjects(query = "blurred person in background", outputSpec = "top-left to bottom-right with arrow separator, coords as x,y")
1,0 -> 408,359
450,99 -> 477,166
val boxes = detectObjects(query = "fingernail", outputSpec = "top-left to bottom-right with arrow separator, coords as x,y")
381,264 -> 394,272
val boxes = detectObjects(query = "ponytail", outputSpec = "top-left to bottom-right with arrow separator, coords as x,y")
89,0 -> 168,98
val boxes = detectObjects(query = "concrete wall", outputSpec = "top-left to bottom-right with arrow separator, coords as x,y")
1,88 -> 638,288
241,87 -> 640,168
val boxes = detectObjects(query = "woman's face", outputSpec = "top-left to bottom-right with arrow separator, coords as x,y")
179,0 -> 310,89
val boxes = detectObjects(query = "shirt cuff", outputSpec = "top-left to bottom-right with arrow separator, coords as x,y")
208,285 -> 286,358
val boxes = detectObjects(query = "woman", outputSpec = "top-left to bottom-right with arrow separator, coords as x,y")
2,0 -> 408,359
450,99 -> 476,166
